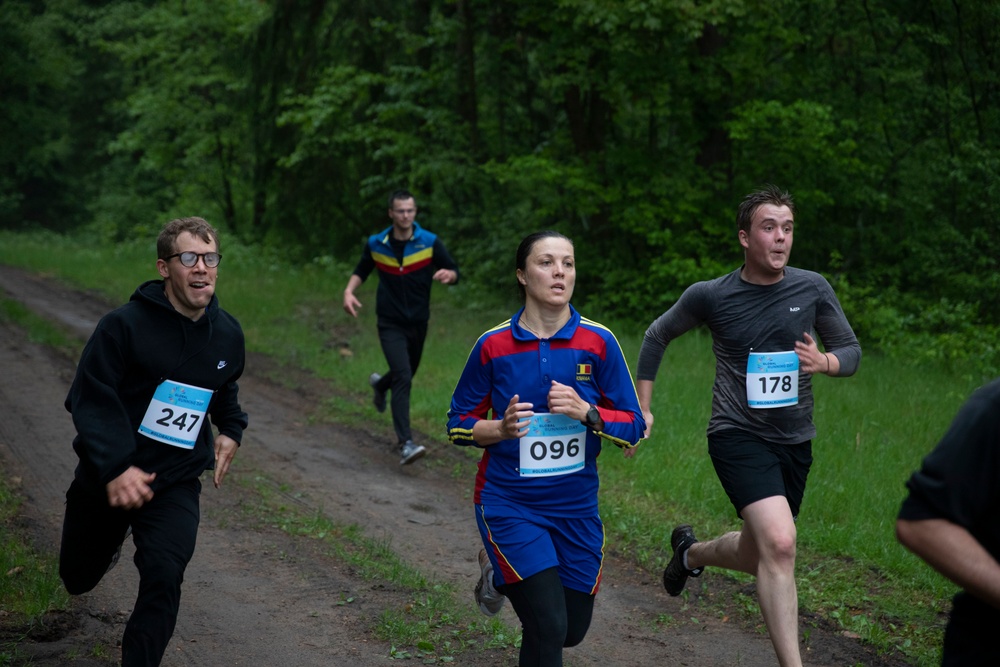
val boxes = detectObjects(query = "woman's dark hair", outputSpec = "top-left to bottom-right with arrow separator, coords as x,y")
515,231 -> 573,300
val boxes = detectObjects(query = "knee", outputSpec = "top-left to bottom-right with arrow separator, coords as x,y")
761,527 -> 797,568
563,625 -> 587,648
540,615 -> 569,649
60,566 -> 100,596
140,557 -> 187,588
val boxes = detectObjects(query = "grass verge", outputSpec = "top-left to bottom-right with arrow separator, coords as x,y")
239,474 -> 521,663
0,477 -> 72,666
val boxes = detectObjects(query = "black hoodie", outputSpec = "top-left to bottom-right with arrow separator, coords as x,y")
65,279 -> 248,494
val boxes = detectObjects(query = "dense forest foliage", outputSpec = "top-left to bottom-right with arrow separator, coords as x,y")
2,0 -> 998,371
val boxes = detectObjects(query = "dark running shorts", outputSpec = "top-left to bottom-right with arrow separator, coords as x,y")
707,428 -> 813,519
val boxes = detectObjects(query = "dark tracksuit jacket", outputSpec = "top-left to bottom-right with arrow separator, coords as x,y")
351,222 -> 460,327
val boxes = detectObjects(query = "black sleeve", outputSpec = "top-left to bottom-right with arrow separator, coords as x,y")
351,241 -> 376,281
898,383 -> 1000,531
433,238 -> 459,282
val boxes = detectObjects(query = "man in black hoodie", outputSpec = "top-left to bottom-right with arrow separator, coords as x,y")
59,217 -> 248,667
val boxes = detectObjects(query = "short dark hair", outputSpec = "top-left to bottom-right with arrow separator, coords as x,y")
515,231 -> 573,300
736,185 -> 795,234
388,189 -> 416,209
157,217 -> 219,259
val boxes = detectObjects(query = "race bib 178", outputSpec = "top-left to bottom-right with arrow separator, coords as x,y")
746,351 -> 799,409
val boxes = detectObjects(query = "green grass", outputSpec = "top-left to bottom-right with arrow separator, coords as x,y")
1,227 -> 984,665
0,476 -> 72,664
0,298 -> 80,357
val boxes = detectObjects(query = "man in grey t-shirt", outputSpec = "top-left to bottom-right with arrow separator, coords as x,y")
634,185 -> 861,667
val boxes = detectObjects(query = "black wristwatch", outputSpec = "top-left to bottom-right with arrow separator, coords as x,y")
583,404 -> 601,429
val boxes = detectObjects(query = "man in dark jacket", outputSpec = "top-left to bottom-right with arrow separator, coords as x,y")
59,217 -> 248,667
342,190 -> 459,465
897,378 -> 1000,666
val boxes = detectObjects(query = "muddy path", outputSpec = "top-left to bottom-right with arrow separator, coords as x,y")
0,265 -> 910,666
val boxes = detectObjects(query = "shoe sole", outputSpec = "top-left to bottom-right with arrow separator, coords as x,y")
400,446 -> 426,465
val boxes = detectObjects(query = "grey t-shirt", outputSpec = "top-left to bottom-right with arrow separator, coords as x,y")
637,267 -> 861,444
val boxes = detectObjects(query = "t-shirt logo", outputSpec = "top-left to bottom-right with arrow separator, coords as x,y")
576,363 -> 592,381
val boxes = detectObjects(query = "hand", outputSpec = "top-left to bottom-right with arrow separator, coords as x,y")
497,394 -> 533,440
343,292 -> 362,318
433,268 -> 457,285
794,332 -> 828,375
547,381 -> 588,421
622,442 -> 640,459
214,434 -> 239,488
106,466 -> 156,509
641,408 -> 654,439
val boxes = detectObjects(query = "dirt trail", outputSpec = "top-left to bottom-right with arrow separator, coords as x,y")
0,265 -> 909,666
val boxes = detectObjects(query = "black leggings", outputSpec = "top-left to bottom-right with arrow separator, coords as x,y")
498,567 -> 596,667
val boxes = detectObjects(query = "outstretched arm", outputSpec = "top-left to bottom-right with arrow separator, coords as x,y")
897,517 -> 1000,609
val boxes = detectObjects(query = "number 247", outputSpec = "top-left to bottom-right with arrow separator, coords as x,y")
155,409 -> 201,432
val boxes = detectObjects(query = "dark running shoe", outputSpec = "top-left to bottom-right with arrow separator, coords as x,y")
369,372 -> 387,413
662,524 -> 703,596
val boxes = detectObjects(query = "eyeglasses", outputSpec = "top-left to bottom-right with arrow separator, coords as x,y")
164,251 -> 222,268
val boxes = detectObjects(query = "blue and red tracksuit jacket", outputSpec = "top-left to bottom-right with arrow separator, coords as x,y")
447,305 -> 646,517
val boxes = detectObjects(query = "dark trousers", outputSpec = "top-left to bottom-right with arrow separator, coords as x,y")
375,320 -> 428,444
60,477 -> 201,667
499,567 -> 596,667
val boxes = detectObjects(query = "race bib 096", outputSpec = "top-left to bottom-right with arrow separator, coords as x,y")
518,413 -> 587,477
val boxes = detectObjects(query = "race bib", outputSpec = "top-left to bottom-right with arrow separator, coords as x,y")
138,379 -> 213,449
518,413 -> 587,477
746,351 -> 799,409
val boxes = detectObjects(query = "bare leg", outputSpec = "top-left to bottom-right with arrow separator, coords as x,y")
685,496 -> 802,667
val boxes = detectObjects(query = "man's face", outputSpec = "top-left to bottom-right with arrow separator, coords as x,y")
739,204 -> 794,282
388,197 -> 417,234
157,231 -> 218,320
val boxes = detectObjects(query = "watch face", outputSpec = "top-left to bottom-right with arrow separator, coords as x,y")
587,406 -> 600,424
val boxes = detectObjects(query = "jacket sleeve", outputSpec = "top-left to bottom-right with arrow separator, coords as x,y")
209,344 -> 248,444
65,321 -> 139,486
593,334 -> 646,448
447,339 -> 492,446
433,238 -> 460,283
351,239 -> 376,281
